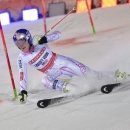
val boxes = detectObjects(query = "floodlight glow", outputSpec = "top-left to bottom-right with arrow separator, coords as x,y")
22,8 -> 38,21
76,0 -> 91,13
102,0 -> 117,8
0,12 -> 10,25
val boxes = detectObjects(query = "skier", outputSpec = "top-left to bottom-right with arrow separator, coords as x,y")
13,29 -> 128,103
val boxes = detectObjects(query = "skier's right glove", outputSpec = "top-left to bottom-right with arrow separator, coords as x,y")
18,90 -> 28,103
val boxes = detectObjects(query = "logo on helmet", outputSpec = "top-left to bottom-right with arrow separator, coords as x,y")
13,29 -> 32,44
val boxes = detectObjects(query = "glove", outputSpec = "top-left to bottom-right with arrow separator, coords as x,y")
38,36 -> 47,45
18,90 -> 28,103
32,35 -> 47,45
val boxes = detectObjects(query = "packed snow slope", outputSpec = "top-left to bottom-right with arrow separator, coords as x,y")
0,4 -> 130,130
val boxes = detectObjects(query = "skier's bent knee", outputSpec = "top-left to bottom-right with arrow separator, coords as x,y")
42,78 -> 76,93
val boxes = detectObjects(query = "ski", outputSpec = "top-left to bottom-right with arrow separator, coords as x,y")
101,83 -> 121,94
37,96 -> 66,108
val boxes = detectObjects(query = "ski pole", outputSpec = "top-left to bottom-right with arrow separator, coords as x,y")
44,7 -> 76,35
0,21 -> 18,99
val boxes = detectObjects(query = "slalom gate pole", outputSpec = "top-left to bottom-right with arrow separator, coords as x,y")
42,0 -> 47,33
44,7 -> 76,35
85,0 -> 96,34
0,21 -> 18,99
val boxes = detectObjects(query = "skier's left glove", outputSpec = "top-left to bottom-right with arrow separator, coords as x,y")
32,35 -> 47,46
18,90 -> 28,103
38,36 -> 47,45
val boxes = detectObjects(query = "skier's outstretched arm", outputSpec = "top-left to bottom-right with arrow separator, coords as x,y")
17,54 -> 28,103
32,31 -> 62,46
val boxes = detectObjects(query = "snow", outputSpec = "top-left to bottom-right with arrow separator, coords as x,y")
1,4 -> 130,130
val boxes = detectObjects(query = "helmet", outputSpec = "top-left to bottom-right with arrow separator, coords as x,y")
13,29 -> 32,46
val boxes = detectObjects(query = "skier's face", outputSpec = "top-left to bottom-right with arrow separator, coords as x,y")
15,39 -> 30,52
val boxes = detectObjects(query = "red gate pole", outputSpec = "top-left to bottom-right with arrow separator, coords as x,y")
0,22 -> 18,99
86,0 -> 96,34
42,0 -> 47,33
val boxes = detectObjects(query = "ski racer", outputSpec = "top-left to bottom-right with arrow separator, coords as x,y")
12,29 -> 128,103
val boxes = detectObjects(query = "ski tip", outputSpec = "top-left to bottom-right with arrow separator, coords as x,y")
101,83 -> 121,94
37,99 -> 51,108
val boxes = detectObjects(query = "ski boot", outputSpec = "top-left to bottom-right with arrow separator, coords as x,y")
62,83 -> 76,93
115,69 -> 129,82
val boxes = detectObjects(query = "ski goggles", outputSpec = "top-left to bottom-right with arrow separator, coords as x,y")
13,33 -> 26,42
